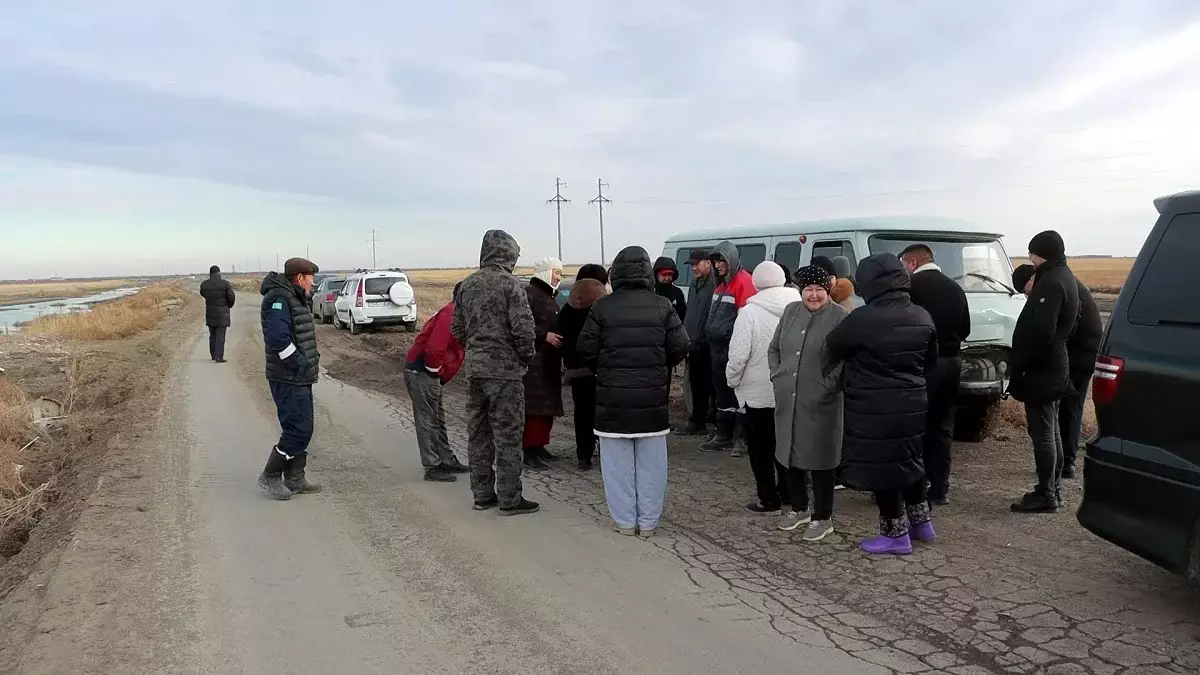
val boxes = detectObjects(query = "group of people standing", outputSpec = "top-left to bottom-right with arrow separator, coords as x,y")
231,226 -> 1102,553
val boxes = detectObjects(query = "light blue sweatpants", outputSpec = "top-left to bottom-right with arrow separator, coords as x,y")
599,435 -> 669,531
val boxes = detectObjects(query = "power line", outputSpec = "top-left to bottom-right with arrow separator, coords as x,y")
588,178 -> 612,264
545,177 -> 569,260
368,229 -> 381,268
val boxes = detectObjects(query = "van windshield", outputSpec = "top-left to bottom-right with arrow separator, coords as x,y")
868,235 -> 1014,294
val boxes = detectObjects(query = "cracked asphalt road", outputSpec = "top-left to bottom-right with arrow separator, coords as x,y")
316,321 -> 1200,675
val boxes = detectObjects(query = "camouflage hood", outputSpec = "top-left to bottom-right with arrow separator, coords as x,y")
479,229 -> 521,273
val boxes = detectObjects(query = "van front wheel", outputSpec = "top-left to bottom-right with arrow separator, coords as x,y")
954,399 -> 997,443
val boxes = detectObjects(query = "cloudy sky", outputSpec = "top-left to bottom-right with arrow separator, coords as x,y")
2,1 -> 1198,279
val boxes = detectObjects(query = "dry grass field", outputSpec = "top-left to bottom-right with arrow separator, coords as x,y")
22,286 -> 190,341
0,280 -> 135,307
1010,257 -> 1134,294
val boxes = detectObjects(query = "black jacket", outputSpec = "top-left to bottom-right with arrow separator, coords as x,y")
653,257 -> 688,322
200,273 -> 236,327
1069,280 -> 1103,382
260,273 -> 320,385
555,278 -> 608,377
828,254 -> 938,492
578,247 -> 690,435
1008,259 -> 1080,405
909,265 -> 970,357
684,271 -> 714,352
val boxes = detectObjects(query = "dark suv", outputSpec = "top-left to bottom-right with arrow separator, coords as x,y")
1078,190 -> 1200,579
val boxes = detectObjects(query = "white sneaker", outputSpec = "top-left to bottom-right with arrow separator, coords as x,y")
777,511 -> 812,531
802,520 -> 834,542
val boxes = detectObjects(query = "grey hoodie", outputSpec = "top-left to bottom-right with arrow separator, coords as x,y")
451,230 -> 537,380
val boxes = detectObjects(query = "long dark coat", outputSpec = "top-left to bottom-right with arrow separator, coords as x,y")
200,274 -> 236,327
1008,259 -> 1081,405
827,254 -> 938,492
523,278 -> 564,417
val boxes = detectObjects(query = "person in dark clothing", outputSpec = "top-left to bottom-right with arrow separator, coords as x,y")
199,265 -> 236,363
1008,231 -> 1081,513
899,244 -> 971,506
828,254 -> 938,555
258,257 -> 323,500
653,257 -> 688,321
1012,263 -> 1101,481
405,281 -> 470,483
522,257 -> 566,470
555,264 -> 610,470
677,248 -> 715,436
578,246 -> 690,536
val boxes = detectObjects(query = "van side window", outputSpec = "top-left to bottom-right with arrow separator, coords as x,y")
774,242 -> 801,277
737,244 -> 767,273
811,240 -> 857,270
1128,213 -> 1200,325
674,248 -> 694,287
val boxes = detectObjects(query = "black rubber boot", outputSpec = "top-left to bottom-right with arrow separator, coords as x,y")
258,447 -> 293,501
284,454 -> 323,494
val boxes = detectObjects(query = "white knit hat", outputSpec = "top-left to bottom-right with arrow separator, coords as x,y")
752,261 -> 786,291
532,257 -> 564,289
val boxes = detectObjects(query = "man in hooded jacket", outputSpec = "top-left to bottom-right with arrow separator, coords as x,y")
452,230 -> 540,516
653,257 -> 687,321
1008,230 -> 1081,513
701,241 -> 757,455
678,249 -> 715,436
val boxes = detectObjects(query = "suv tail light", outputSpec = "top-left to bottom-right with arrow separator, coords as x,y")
1092,355 -> 1124,407
355,282 -> 364,308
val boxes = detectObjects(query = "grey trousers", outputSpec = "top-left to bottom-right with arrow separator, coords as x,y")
1026,400 -> 1064,498
404,369 -> 454,470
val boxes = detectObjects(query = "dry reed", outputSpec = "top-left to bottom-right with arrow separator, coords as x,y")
23,285 -> 188,341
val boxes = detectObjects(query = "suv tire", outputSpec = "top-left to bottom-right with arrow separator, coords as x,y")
954,399 -> 997,443
349,316 -> 360,336
405,321 -> 418,333
333,314 -> 345,330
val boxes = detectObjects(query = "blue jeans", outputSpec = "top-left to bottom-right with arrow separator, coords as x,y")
599,436 -> 669,531
270,381 -> 314,457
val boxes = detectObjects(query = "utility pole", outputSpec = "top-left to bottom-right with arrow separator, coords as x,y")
257,257 -> 262,273
276,253 -> 280,271
588,178 -> 612,264
368,229 -> 381,268
545,177 -> 569,260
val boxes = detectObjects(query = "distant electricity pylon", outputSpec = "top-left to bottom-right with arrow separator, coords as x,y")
546,177 -> 569,260
368,229 -> 381,268
588,178 -> 612,264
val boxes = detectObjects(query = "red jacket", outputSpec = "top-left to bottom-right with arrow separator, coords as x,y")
716,269 -> 756,309
406,302 -> 464,384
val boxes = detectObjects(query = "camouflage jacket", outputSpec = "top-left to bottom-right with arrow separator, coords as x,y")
451,230 -> 537,380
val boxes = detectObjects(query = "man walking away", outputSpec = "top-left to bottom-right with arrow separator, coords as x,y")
578,246 -> 690,537
258,258 -> 323,500
200,265 -> 235,363
451,230 -> 540,516
1008,230 -> 1080,513
701,242 -> 756,456
900,244 -> 971,506
677,249 -> 715,436
405,282 -> 470,483
653,257 -> 688,321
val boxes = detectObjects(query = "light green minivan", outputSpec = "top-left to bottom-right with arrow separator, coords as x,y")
663,216 -> 1026,442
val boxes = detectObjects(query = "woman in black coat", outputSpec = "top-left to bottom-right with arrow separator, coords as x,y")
555,264 -> 609,470
827,253 -> 938,556
578,247 -> 689,536
522,258 -> 565,470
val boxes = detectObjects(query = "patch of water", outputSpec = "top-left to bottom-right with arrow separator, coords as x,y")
0,288 -> 142,333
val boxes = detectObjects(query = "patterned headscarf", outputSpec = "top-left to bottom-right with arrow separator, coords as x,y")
794,264 -> 832,291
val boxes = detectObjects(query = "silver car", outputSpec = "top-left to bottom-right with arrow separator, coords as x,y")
311,277 -> 347,324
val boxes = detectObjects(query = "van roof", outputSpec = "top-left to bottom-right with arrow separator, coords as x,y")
663,216 -> 1001,243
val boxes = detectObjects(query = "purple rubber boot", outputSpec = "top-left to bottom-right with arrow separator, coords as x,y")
861,533 -> 914,555
910,521 -> 936,543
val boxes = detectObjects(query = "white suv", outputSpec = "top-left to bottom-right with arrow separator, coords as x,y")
333,269 -> 418,335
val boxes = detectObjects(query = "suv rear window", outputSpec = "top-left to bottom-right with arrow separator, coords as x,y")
363,277 -> 402,295
1127,212 -> 1200,325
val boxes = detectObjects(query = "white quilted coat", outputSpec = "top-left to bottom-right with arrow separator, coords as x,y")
726,285 -> 801,409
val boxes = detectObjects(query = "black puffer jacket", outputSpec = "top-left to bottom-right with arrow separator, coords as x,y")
261,273 -> 320,385
1069,279 -> 1103,382
827,254 -> 938,492
200,273 -> 236,327
1008,260 -> 1080,405
653,256 -> 688,322
578,246 -> 690,435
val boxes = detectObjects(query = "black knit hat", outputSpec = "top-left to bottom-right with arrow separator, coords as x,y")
575,263 -> 609,285
1028,230 -> 1066,261
1012,264 -> 1036,293
794,264 -> 832,291
810,256 -> 837,278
